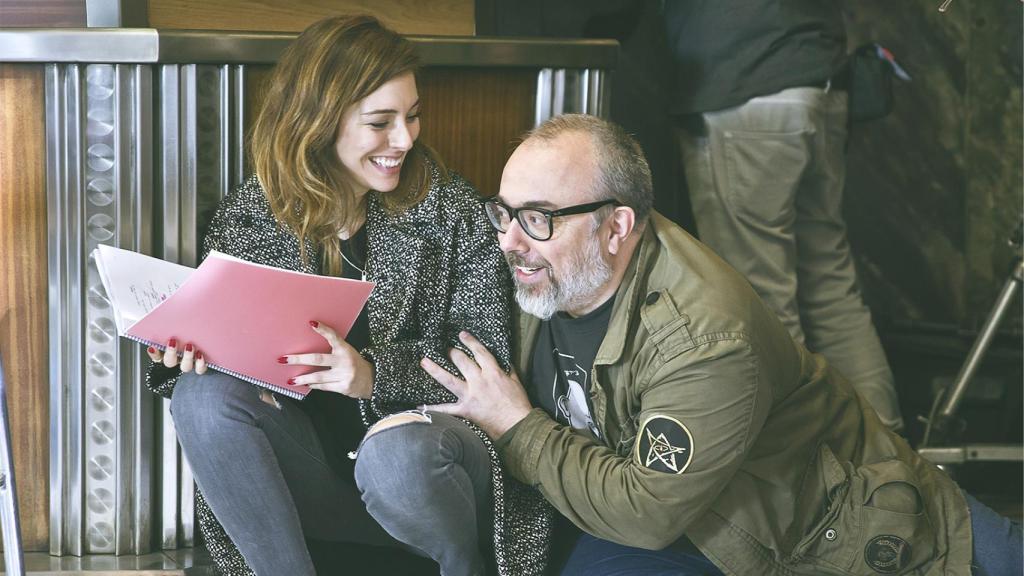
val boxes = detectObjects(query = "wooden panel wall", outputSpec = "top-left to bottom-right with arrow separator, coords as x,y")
0,0 -> 85,26
419,68 -> 535,196
0,64 -> 50,552
148,0 -> 474,35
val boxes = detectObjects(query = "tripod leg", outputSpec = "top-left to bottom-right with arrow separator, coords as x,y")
937,257 -> 1024,422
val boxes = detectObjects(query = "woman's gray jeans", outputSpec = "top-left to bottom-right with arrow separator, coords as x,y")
170,371 -> 493,576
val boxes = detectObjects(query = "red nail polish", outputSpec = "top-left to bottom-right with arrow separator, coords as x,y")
287,378 -> 296,385
197,352 -> 204,361
277,356 -> 288,364
185,343 -> 193,352
309,320 -> 319,328
168,338 -> 177,348
148,346 -> 156,354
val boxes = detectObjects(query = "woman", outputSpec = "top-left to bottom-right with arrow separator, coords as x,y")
145,15 -> 551,576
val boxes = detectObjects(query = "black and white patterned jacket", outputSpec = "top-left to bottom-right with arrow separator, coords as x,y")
146,161 -> 553,575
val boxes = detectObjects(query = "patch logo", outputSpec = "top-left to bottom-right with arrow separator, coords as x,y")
864,534 -> 911,574
634,415 -> 693,474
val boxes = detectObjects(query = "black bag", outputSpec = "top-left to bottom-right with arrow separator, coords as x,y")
848,43 -> 908,123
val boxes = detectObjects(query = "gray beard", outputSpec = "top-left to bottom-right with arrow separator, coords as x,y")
511,233 -> 613,320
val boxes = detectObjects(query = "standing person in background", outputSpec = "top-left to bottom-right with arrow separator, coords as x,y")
665,0 -> 904,429
145,15 -> 552,576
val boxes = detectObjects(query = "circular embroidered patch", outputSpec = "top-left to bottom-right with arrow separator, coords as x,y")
864,534 -> 912,574
634,414 -> 693,474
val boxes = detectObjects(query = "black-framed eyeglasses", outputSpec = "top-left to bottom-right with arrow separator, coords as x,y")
483,198 -> 621,241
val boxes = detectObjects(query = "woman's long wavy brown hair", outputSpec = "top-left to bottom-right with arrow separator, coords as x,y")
251,15 -> 438,276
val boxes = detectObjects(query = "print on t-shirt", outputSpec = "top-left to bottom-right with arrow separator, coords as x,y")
551,349 -> 597,436
529,295 -> 614,440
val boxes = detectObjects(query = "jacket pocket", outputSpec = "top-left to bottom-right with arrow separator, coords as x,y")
792,444 -> 936,575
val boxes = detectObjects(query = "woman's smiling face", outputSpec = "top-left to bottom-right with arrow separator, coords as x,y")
335,72 -> 421,197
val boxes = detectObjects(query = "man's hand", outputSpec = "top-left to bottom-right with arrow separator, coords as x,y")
421,331 -> 532,439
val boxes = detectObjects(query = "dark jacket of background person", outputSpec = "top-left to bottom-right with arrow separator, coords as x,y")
664,0 -> 847,114
498,213 -> 972,575
148,162 -> 555,575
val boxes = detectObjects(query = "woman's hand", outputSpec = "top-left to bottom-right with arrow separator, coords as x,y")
145,339 -> 208,374
281,321 -> 374,399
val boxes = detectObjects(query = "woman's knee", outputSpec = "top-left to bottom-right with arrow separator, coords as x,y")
364,410 -> 433,438
354,412 -> 489,497
169,372 -> 258,438
357,412 -> 483,464
355,411 -> 437,481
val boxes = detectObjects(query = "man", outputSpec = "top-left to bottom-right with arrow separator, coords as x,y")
665,1 -> 904,430
422,114 -> 1021,575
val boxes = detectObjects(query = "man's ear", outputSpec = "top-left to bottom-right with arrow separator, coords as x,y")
606,206 -> 636,255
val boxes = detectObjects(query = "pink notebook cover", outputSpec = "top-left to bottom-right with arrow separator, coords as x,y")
127,252 -> 374,399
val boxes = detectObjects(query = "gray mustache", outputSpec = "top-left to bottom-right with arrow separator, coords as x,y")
505,253 -> 549,270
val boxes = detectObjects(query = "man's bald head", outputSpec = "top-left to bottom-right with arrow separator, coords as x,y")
518,114 -> 654,227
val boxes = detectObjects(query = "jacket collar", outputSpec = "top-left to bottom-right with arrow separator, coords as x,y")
594,219 -> 655,366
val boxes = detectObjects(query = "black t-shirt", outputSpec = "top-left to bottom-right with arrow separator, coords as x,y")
300,225 -> 371,479
528,296 -> 615,566
338,225 -> 371,351
528,295 -> 615,439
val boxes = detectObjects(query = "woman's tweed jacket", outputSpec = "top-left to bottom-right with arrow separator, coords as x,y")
146,162 -> 553,576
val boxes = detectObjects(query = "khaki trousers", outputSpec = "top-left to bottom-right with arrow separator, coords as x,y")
676,86 -> 903,430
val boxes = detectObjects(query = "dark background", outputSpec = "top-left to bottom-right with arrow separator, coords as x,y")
483,0 -> 1023,462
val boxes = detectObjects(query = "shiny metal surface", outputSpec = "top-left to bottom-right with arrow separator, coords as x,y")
48,62 -> 155,556
158,396 -> 179,551
534,68 -> 609,125
214,65 -> 230,202
152,62 -> 240,549
157,30 -> 294,64
180,65 -> 198,267
47,63 -> 86,558
938,258 -> 1024,420
85,0 -> 119,27
2,29 -> 159,63
113,64 -> 154,556
44,63 -> 65,559
156,64 -> 182,551
179,62 -> 232,545
85,0 -> 147,28
179,465 -> 194,549
0,548 -> 210,572
918,444 -> 1024,464
0,29 -> 618,68
231,66 -> 246,185
584,70 -> 608,118
83,63 -> 119,554
534,68 -> 554,126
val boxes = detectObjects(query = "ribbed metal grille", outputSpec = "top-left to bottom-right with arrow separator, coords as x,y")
46,62 -> 246,556
534,68 -> 608,125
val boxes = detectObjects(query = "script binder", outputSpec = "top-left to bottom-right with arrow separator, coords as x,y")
93,244 -> 375,400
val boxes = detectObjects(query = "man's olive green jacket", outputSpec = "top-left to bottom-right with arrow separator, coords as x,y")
497,212 -> 971,575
